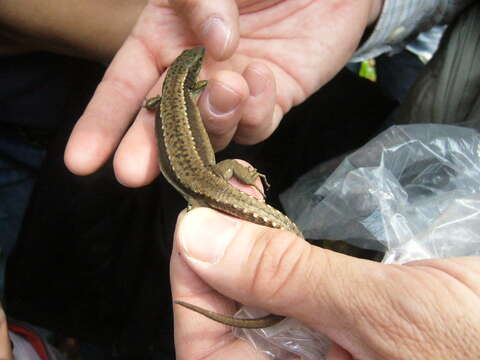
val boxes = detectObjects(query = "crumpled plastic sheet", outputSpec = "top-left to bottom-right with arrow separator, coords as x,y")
234,124 -> 480,359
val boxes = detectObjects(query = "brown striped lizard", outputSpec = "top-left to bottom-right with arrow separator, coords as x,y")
145,47 -> 302,329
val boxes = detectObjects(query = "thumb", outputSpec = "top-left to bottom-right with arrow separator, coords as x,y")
169,0 -> 239,59
175,208 -> 388,336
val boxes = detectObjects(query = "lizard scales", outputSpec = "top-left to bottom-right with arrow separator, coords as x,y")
146,46 -> 301,328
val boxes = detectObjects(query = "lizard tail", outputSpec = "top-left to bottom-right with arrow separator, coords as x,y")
174,301 -> 285,329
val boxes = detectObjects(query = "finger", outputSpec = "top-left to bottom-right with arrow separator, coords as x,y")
64,33 -> 160,176
197,70 -> 249,150
234,62 -> 277,145
113,105 -> 160,187
175,208 -> 392,346
0,307 -> 12,360
171,214 -> 270,360
170,228 -> 235,359
169,0 -> 239,59
112,67 -> 168,187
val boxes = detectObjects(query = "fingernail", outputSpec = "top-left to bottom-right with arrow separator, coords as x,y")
179,208 -> 240,264
202,17 -> 231,58
206,81 -> 242,116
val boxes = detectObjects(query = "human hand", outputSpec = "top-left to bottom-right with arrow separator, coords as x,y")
65,0 -> 384,187
0,307 -> 12,360
171,208 -> 480,359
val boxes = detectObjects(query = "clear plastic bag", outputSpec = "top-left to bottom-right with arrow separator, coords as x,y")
236,124 -> 480,359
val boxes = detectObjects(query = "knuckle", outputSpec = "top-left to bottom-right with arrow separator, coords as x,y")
235,111 -> 275,145
242,109 -> 265,129
100,75 -> 139,104
248,230 -> 311,308
169,0 -> 199,16
234,127 -> 270,145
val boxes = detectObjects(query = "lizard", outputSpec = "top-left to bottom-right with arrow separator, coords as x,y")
145,46 -> 302,329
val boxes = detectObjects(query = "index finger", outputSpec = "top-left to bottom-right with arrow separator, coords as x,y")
64,30 -> 161,175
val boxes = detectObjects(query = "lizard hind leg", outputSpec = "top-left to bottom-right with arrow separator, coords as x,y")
212,160 -> 270,196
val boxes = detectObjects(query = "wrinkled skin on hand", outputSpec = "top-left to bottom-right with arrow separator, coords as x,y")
171,206 -> 480,360
65,0 -> 382,187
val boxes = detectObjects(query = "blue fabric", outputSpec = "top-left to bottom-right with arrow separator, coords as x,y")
0,52 -> 85,256
0,52 -> 77,291
0,127 -> 45,256
375,50 -> 425,102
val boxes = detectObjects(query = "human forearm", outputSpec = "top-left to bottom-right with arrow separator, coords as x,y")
0,0 -> 146,62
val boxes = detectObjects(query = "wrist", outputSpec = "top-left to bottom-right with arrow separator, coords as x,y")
368,0 -> 384,25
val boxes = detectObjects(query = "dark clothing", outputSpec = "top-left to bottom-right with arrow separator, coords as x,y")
0,127 -> 44,256
375,50 -> 425,103
0,53 -> 104,256
347,50 -> 425,103
392,3 -> 480,128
